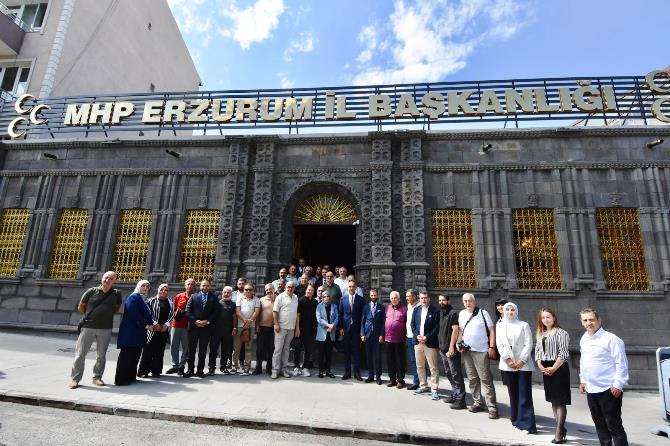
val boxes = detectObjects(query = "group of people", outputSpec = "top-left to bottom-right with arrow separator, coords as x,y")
68,266 -> 630,446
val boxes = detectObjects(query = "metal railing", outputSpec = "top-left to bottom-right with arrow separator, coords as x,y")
1,74 -> 668,138
0,3 -> 32,32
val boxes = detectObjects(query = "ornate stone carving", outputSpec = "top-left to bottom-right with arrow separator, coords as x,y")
371,139 -> 391,162
527,193 -> 539,207
609,192 -> 622,207
445,194 -> 456,208
198,195 -> 208,209
400,138 -> 422,162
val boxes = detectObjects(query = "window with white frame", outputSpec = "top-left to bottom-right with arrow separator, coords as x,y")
0,62 -> 31,95
6,2 -> 48,31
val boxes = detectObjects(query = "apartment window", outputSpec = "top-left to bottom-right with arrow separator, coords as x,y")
7,2 -> 48,30
177,210 -> 220,282
0,64 -> 31,95
0,208 -> 30,277
596,208 -> 648,291
111,210 -> 153,282
47,209 -> 88,279
431,209 -> 476,288
512,209 -> 562,290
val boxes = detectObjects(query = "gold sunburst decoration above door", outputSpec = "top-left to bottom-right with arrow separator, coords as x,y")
294,193 -> 357,224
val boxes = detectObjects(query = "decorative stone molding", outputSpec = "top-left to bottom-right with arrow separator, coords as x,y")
445,194 -> 456,208
527,193 -> 539,207
609,193 -> 622,207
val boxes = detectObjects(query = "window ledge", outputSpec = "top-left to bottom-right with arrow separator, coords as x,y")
595,290 -> 664,300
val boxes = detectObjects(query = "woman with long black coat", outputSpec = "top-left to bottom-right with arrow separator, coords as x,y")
138,283 -> 175,377
115,280 -> 153,385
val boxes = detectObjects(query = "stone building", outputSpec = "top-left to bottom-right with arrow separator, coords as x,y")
0,126 -> 668,386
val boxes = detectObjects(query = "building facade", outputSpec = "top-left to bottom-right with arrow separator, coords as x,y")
0,0 -> 199,101
0,127 -> 668,386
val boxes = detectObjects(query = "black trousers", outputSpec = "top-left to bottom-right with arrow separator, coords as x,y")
255,326 -> 274,371
138,332 -> 168,376
386,341 -> 406,383
115,347 -> 142,385
187,325 -> 212,372
294,333 -> 315,369
317,337 -> 333,373
587,390 -> 628,446
209,331 -> 233,369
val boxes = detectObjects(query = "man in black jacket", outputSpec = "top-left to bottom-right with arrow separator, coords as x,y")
411,291 -> 441,400
184,279 -> 219,378
438,294 -> 467,409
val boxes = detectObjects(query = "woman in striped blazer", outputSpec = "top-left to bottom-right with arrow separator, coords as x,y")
138,283 -> 176,378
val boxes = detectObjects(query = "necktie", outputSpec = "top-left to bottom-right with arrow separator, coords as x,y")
372,302 -> 376,314
201,293 -> 207,308
350,295 -> 354,310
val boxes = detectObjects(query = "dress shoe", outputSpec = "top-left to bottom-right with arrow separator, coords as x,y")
387,381 -> 397,387
165,367 -> 179,374
326,372 -> 336,378
396,381 -> 405,389
365,377 -> 374,383
468,404 -> 485,413
252,368 -> 262,375
376,378 -> 383,385
318,372 -> 324,378
177,368 -> 184,376
183,370 -> 194,378
450,400 -> 466,410
207,368 -> 215,376
354,373 -> 363,381
443,395 -> 455,404
407,384 -> 419,391
488,409 -> 499,420
195,370 -> 206,378
341,373 -> 351,380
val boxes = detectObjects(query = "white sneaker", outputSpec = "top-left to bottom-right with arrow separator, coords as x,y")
302,368 -> 311,377
293,367 -> 302,376
271,371 -> 278,379
282,370 -> 292,378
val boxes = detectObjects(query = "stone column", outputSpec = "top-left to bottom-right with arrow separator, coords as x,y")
214,142 -> 249,288
397,136 -> 429,292
244,140 -> 276,292
362,137 -> 395,297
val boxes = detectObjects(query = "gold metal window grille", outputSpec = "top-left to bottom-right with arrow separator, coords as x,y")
0,208 -> 30,277
596,208 -> 648,291
431,209 -> 476,288
111,209 -> 153,282
512,209 -> 562,290
294,193 -> 357,224
178,209 -> 220,282
47,209 -> 89,279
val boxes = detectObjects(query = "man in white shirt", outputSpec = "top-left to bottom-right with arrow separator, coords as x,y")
405,289 -> 420,390
271,281 -> 299,379
456,293 -> 498,419
579,309 -> 629,446
334,267 -> 349,294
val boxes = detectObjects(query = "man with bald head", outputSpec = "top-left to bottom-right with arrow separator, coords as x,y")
272,281 -> 299,378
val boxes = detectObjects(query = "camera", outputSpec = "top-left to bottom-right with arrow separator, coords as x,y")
456,340 -> 470,351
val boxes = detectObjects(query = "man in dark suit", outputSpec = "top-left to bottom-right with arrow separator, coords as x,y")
360,288 -> 385,384
339,278 -> 365,380
184,279 -> 219,378
411,291 -> 441,400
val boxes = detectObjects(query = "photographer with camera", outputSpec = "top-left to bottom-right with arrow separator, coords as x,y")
457,293 -> 499,419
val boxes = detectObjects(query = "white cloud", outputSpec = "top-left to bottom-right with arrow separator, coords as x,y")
219,0 -> 285,49
280,76 -> 294,89
283,31 -> 315,61
352,0 -> 534,85
356,25 -> 377,64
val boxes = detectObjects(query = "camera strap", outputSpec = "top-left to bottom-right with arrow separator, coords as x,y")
461,307 -> 479,337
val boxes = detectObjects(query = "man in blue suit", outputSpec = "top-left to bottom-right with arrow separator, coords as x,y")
339,278 -> 365,380
184,279 -> 219,378
360,288 -> 385,384
411,291 -> 441,400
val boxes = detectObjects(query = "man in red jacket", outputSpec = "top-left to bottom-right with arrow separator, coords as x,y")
166,278 -> 194,375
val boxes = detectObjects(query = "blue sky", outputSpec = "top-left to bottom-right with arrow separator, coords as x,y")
167,0 -> 668,91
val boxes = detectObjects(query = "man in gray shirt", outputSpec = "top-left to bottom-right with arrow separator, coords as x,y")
69,271 -> 122,388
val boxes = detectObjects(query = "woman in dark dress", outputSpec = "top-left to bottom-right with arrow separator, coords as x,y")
138,283 -> 175,378
535,308 -> 571,444
115,280 -> 153,386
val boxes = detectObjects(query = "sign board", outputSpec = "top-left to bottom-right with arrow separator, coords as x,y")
3,70 -> 670,138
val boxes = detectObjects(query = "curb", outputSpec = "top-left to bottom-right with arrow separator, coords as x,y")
0,391 -> 534,445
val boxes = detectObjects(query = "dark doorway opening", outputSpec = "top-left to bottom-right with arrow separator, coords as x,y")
293,224 -> 356,271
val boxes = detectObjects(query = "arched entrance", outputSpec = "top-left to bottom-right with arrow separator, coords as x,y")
292,192 -> 358,271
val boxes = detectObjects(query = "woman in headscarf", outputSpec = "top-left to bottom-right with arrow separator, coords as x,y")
138,283 -> 175,378
495,302 -> 537,434
115,280 -> 154,386
535,308 -> 571,444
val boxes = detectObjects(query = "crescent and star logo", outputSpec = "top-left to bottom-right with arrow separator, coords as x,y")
7,94 -> 51,138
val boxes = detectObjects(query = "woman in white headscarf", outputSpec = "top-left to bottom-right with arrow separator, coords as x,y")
138,283 -> 176,378
115,280 -> 153,385
495,302 -> 537,434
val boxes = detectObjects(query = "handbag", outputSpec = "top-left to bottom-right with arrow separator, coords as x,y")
239,327 -> 251,343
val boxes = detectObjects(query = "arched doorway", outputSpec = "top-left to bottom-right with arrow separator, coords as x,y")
292,192 -> 358,271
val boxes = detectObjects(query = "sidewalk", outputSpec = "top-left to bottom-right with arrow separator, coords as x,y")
0,330 -> 666,445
